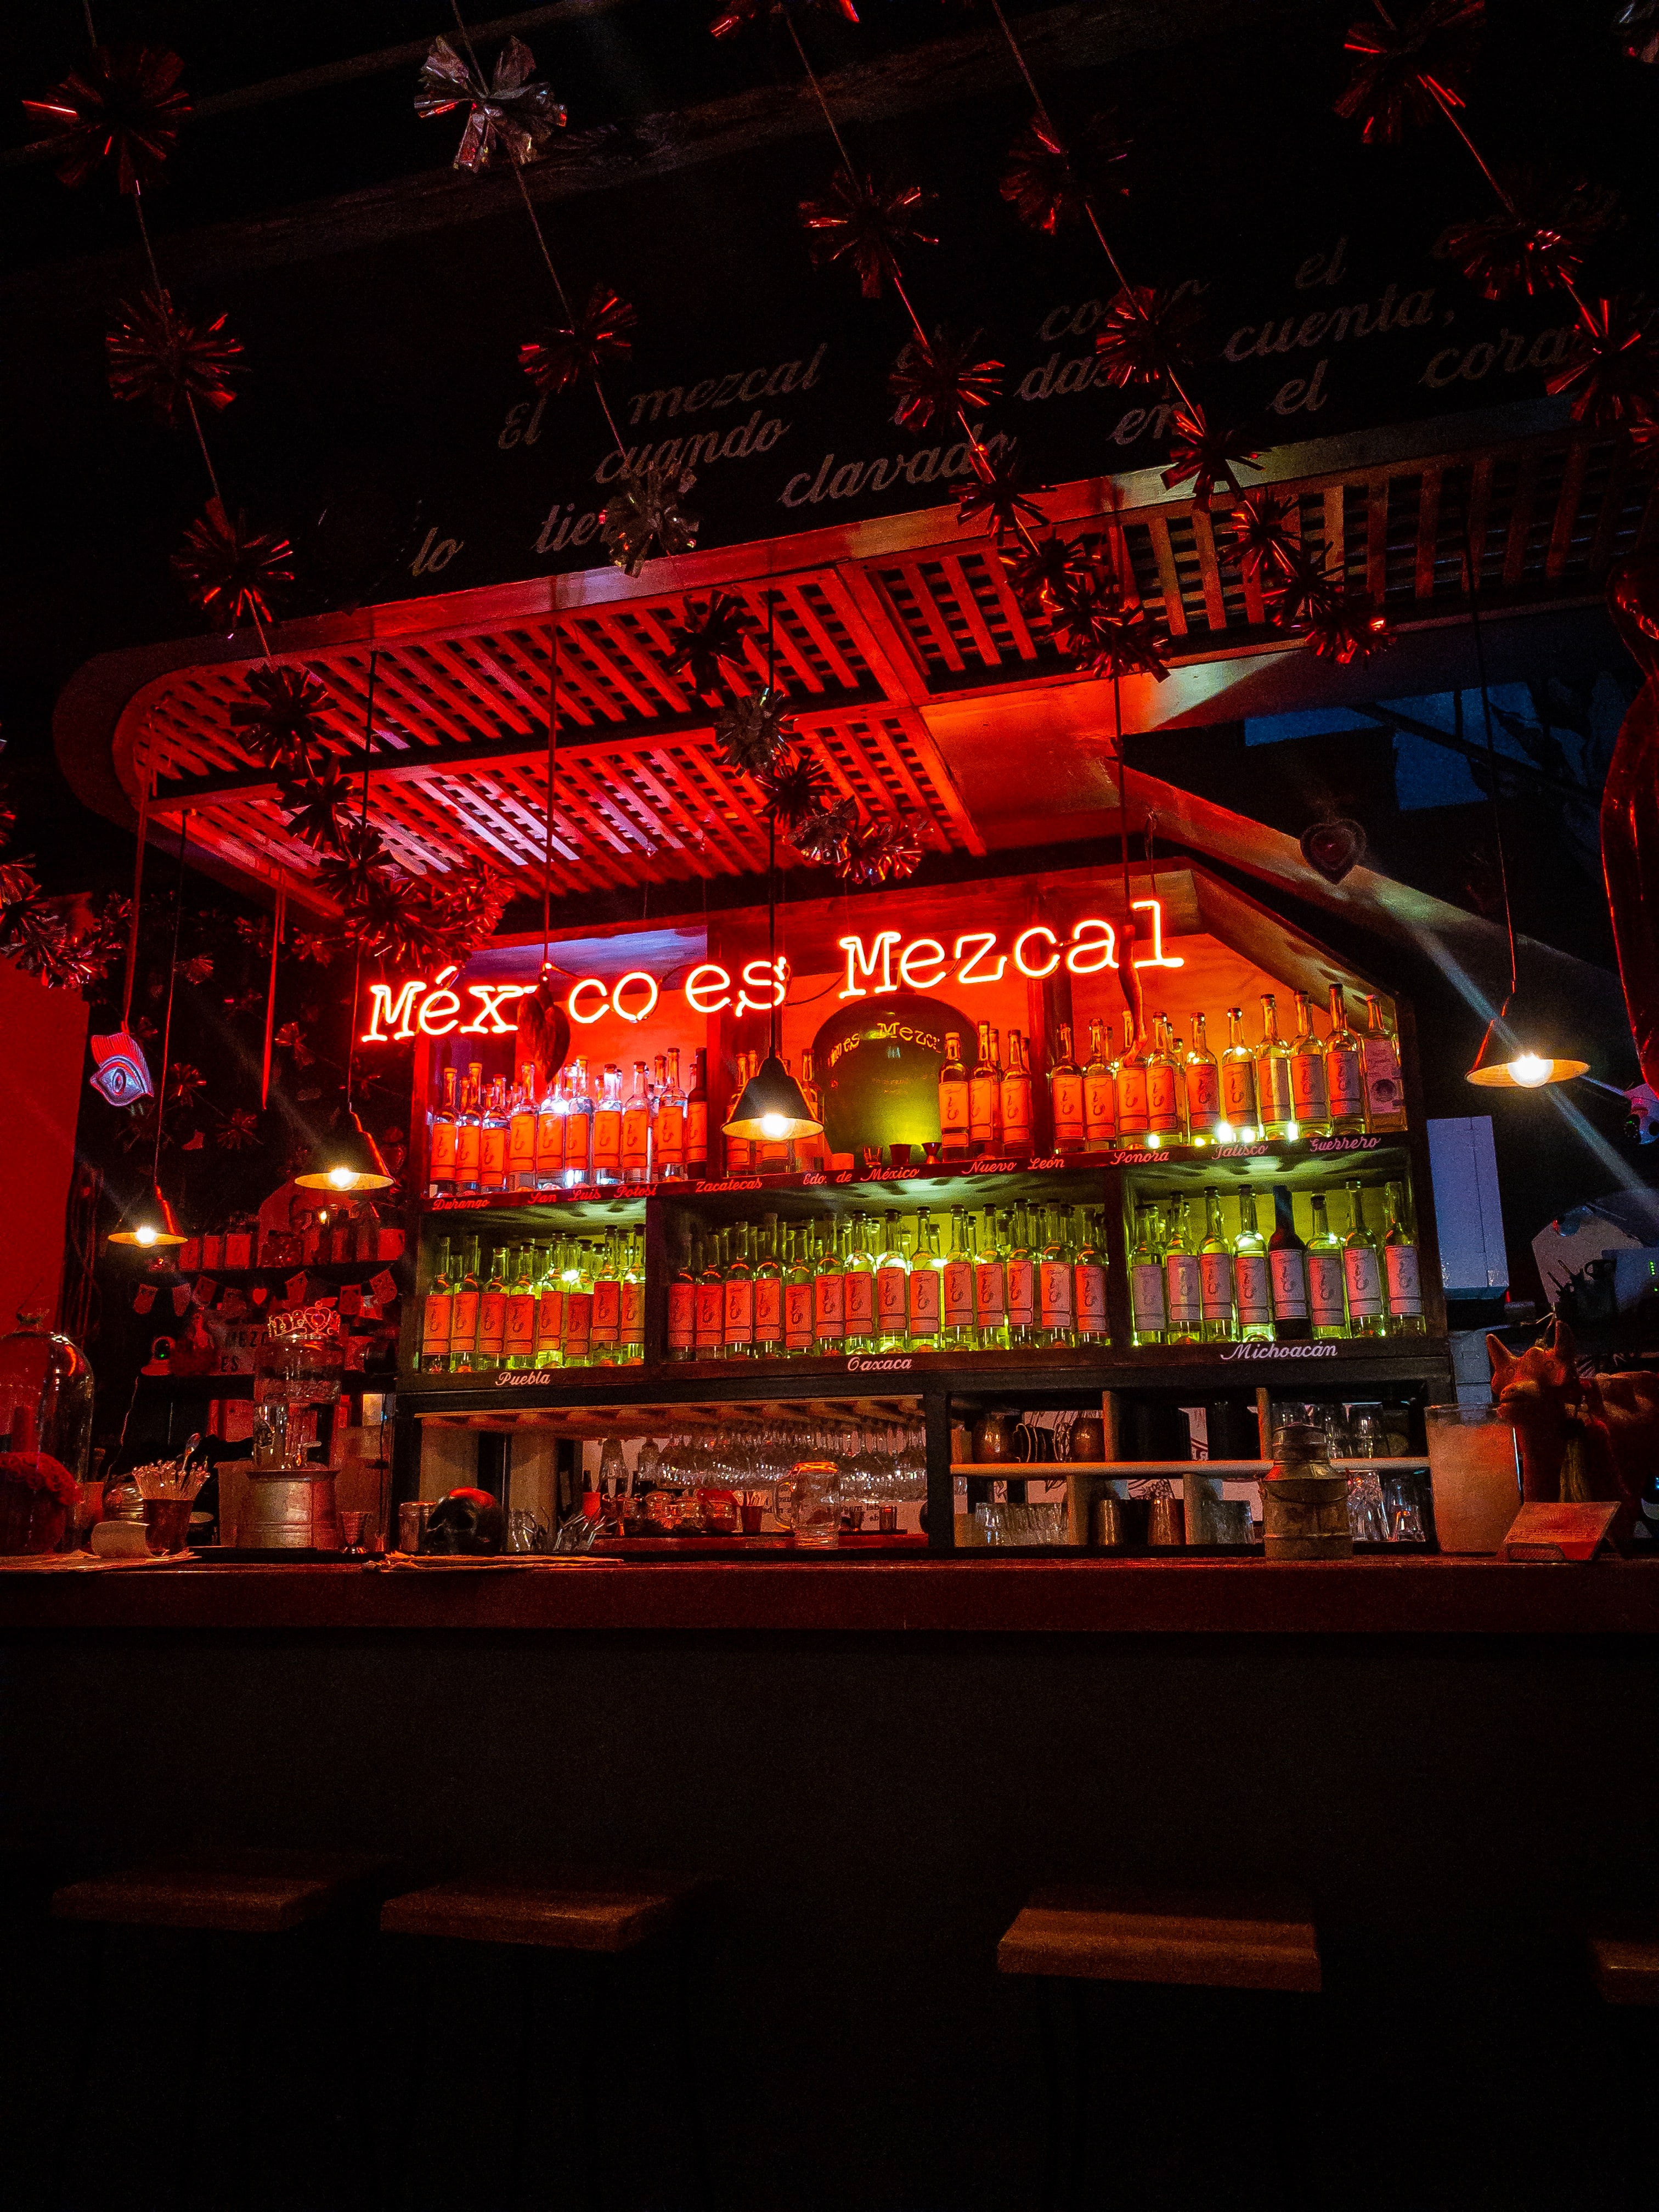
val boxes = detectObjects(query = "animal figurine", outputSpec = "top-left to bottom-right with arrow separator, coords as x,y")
1486,1317 -> 1630,1510
1588,1367 -> 1659,1504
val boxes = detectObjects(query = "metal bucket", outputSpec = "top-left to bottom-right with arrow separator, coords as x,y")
1262,1472 -> 1352,1560
237,1473 -> 342,1550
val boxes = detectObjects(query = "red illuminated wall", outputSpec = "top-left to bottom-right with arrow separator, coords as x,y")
0,958 -> 88,1329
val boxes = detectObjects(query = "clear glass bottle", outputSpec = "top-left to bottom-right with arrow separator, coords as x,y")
974,1209 -> 1009,1351
504,1244 -> 538,1369
1084,1020 -> 1117,1152
1130,1205 -> 1167,1346
1256,995 -> 1296,1141
1185,1013 -> 1222,1144
478,1076 -> 509,1194
622,1231 -> 646,1364
591,1064 -> 623,1184
1267,1186 -> 1311,1344
843,1212 -> 876,1351
812,1219 -> 846,1351
753,1215 -> 785,1358
448,1235 -> 480,1372
939,1030 -> 971,1162
476,1246 -> 509,1370
876,1214 -> 910,1351
1116,1011 -> 1150,1143
1289,992 -> 1331,1137
695,1231 -> 726,1360
1341,1179 -> 1388,1339
969,1022 -> 1002,1157
1361,994 -> 1407,1131
667,1232 -> 697,1362
1000,1033 -> 1034,1159
1039,1204 -> 1077,1350
430,1065 -> 459,1197
1324,987 -> 1368,1135
591,1231 -> 623,1362
509,1062 -> 539,1192
1306,1193 -> 1348,1340
421,1237 -> 453,1373
562,1242 -> 595,1368
1220,1007 -> 1257,1140
1006,1202 -> 1037,1348
724,1220 -> 756,1359
1198,1189 -> 1238,1343
725,1052 -> 755,1174
796,1051 -> 828,1172
785,1225 -> 816,1357
562,1059 -> 593,1188
907,1209 -> 943,1347
1075,1208 -> 1109,1345
455,1063 -> 484,1194
534,1242 -> 565,1370
534,1068 -> 565,1192
1233,1194 -> 1274,1342
656,1048 -> 687,1179
621,1061 -> 653,1183
1163,1198 -> 1203,1345
1146,1016 -> 1183,1143
1383,1181 -> 1425,1334
1048,1024 -> 1085,1155
686,1047 -> 710,1175
941,1205 -> 977,1350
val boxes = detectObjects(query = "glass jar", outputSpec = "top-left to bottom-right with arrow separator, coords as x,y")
781,1458 -> 841,1548
252,1311 -> 344,1472
1425,1401 -> 1522,1553
0,1310 -> 93,1476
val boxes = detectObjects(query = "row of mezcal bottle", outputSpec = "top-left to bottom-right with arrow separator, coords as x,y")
1128,1180 -> 1425,1345
940,989 -> 1406,1158
420,1234 -> 646,1371
669,1206 -> 1110,1359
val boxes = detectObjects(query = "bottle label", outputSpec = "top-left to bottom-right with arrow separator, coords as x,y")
1116,1064 -> 1148,1133
535,1112 -> 564,1176
1363,1036 -> 1403,1118
455,1125 -> 482,1179
562,1290 -> 593,1359
481,1128 -> 509,1186
621,1108 -> 651,1170
1308,1252 -> 1347,1328
1007,1258 -> 1035,1328
908,1270 -> 940,1336
1000,1077 -> 1032,1140
755,1278 -> 784,1341
1187,1063 -> 1221,1121
1327,1046 -> 1365,1124
1222,1060 -> 1256,1122
1270,1248 -> 1309,1319
725,1279 -> 754,1342
686,1100 -> 708,1165
1165,1253 -> 1203,1325
654,1103 -> 684,1164
843,1272 -> 874,1332
1051,1072 -> 1084,1140
785,1282 -> 814,1348
1235,1254 -> 1272,1327
537,1286 -> 565,1353
1147,1063 -> 1182,1132
1259,1056 -> 1296,1123
591,1110 -> 621,1169
1039,1260 -> 1074,1330
478,1290 -> 507,1356
969,1073 -> 1001,1143
1076,1261 -> 1107,1329
695,1283 -> 724,1347
878,1266 -> 908,1328
1199,1252 -> 1234,1322
430,1121 -> 458,1178
1385,1243 -> 1422,1315
1132,1262 -> 1167,1333
622,1279 -> 645,1344
509,1115 -> 537,1172
505,1293 -> 536,1353
449,1288 -> 479,1350
1342,1246 -> 1384,1317
814,1273 -> 845,1335
668,1282 -> 695,1351
592,1282 -> 621,1343
943,1258 -> 973,1325
1290,1051 -> 1328,1121
422,1291 -> 452,1355
563,1118 -> 589,1177
975,1259 -> 1006,1327
939,1080 -> 969,1133
1084,1077 -> 1116,1144
726,1136 -> 753,1171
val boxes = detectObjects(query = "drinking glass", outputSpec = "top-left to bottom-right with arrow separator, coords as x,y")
1384,1471 -> 1427,1544
781,1459 -> 840,1548
1346,1470 -> 1390,1543
1425,1404 -> 1522,1552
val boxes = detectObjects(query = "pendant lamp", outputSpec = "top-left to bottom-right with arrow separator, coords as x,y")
108,1182 -> 186,1248
109,806 -> 191,1249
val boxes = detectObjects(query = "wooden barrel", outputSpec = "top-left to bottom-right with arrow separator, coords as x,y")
1262,1472 -> 1352,1560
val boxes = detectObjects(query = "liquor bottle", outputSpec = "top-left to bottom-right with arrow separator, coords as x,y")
478,1077 -> 509,1193
1289,992 -> 1330,1137
448,1235 -> 481,1372
534,1242 -> 565,1370
562,1062 -> 592,1188
907,1210 -> 943,1347
1116,1012 -> 1150,1143
974,1209 -> 1009,1351
667,1233 -> 696,1362
509,1064 -> 539,1192
1266,1186 -> 1311,1342
1165,1024 -> 1193,1146
1163,1198 -> 1203,1345
1130,1206 -> 1167,1346
754,1215 -> 785,1356
1233,1194 -> 1274,1343
785,1226 -> 816,1356
1256,996 -> 1296,1141
941,1206 -> 976,1350
1075,1209 -> 1109,1345
938,1031 -> 972,1162
1306,1193 -> 1348,1340
1382,1182 -> 1425,1334
622,1062 -> 653,1183
843,1212 -> 876,1351
1198,1189 -> 1238,1343
476,1246 -> 509,1370
1001,1032 -> 1035,1159
621,1231 -> 646,1363
430,1066 -> 459,1198
809,1220 -> 844,1352
686,1048 -> 710,1175
969,1023 -> 1002,1157
758,1069 -> 793,1173
421,1238 -> 453,1373
1146,1017 -> 1183,1142
1341,1180 -> 1387,1339
796,1052 -> 828,1172
876,1215 -> 910,1351
591,1232 -> 623,1362
1324,989 -> 1368,1135
1039,1204 -> 1077,1350
724,1220 -> 756,1359
1048,1024 -> 1085,1155
562,1242 -> 595,1368
455,1064 -> 484,1194
695,1232 -> 726,1359
591,1065 -> 623,1184
1185,1014 -> 1223,1143
1083,1022 -> 1117,1152
1221,1007 -> 1258,1139
534,1070 -> 565,1192
504,1244 -> 538,1369
725,1052 -> 755,1173
656,1049 -> 687,1179
1360,994 -> 1407,1131
1006,1203 -> 1037,1348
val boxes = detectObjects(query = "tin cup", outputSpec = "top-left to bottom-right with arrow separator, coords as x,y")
397,1499 -> 434,1556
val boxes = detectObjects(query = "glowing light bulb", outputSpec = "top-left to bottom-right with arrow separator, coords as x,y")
328,1165 -> 355,1189
1216,1122 -> 1235,1144
760,1112 -> 789,1141
1284,1121 -> 1300,1142
135,1224 -> 157,1247
1147,1131 -> 1161,1148
1509,1054 -> 1553,1088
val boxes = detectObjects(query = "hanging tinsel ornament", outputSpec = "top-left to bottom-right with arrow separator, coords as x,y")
1092,285 -> 1201,396
1160,404 -> 1262,511
311,819 -> 389,909
1266,546 -> 1342,629
1443,173 -> 1618,302
346,859 -> 511,970
1332,0 -> 1485,146
105,291 -> 241,423
173,499 -> 294,635
791,797 -> 861,867
600,459 -> 699,577
228,665 -> 332,774
798,172 -> 936,299
218,1107 -> 261,1152
998,112 -> 1128,236
708,0 -> 859,36
957,450 -> 1047,543
0,895 -> 125,990
1221,488 -> 1301,586
23,45 -> 189,194
424,856 -> 513,951
1081,599 -> 1171,685
1545,296 -> 1659,430
414,35 -> 566,171
1301,594 -> 1392,665
889,330 -> 1003,435
518,284 -> 636,394
759,749 -> 830,828
665,592 -> 752,698
716,690 -> 794,777
278,761 -> 352,850
1002,531 -> 1099,619
836,814 -> 927,887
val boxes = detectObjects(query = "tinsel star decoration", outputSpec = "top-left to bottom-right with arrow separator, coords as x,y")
23,45 -> 189,194
289,930 -> 337,965
1265,549 -> 1391,665
758,749 -> 830,828
414,36 -> 566,171
601,459 -> 699,576
1079,595 -> 1171,684
311,818 -> 389,908
957,450 -> 1047,544
178,953 -> 214,986
1333,0 -> 1485,145
1160,404 -> 1262,511
1267,546 -> 1344,629
105,291 -> 241,424
1545,296 -> 1659,430
1002,531 -> 1098,619
0,891 -> 126,991
998,112 -> 1130,236
1221,488 -> 1301,587
173,499 -> 294,634
274,1022 -> 314,1067
798,172 -> 936,300
518,284 -> 636,394
791,797 -> 861,867
890,329 -> 1004,435
664,592 -> 752,697
716,689 -> 794,776
227,665 -> 332,774
1093,286 -> 1202,397
709,0 -> 859,36
218,1107 -> 261,1152
1443,173 -> 1618,301
347,859 -> 512,969
837,815 -> 927,887
278,762 -> 354,850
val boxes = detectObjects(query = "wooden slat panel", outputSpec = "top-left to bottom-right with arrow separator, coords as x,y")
1365,475 -> 1389,601
940,555 -> 1004,668
1323,486 -> 1346,580
1545,441 -> 1590,580
1588,450 -> 1632,575
1187,510 -> 1228,631
1502,449 -> 1540,589
1145,512 -> 1188,636
1414,465 -> 1442,600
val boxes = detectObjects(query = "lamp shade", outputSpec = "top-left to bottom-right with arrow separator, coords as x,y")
722,1052 -> 822,1143
295,1107 -> 396,1192
108,1181 -> 187,1248
1466,1005 -> 1589,1090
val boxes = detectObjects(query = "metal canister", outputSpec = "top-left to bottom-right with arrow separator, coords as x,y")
238,1474 -> 343,1550
1262,1422 -> 1353,1560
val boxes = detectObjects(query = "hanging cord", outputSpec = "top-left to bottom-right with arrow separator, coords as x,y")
345,651 -> 377,1119
542,619 -> 559,972
119,739 -> 153,1032
260,871 -> 285,1109
765,586 -> 781,1058
1459,496 -> 1521,1012
151,808 -> 190,1184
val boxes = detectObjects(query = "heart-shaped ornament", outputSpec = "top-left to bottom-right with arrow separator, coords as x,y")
1300,817 -> 1367,884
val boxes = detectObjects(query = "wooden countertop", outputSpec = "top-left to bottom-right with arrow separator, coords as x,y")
4,1554 -> 1659,1634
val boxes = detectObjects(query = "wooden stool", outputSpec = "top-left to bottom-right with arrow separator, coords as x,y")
998,1886 -> 1322,2212
380,1868 -> 713,2212
49,1850 -> 390,2212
